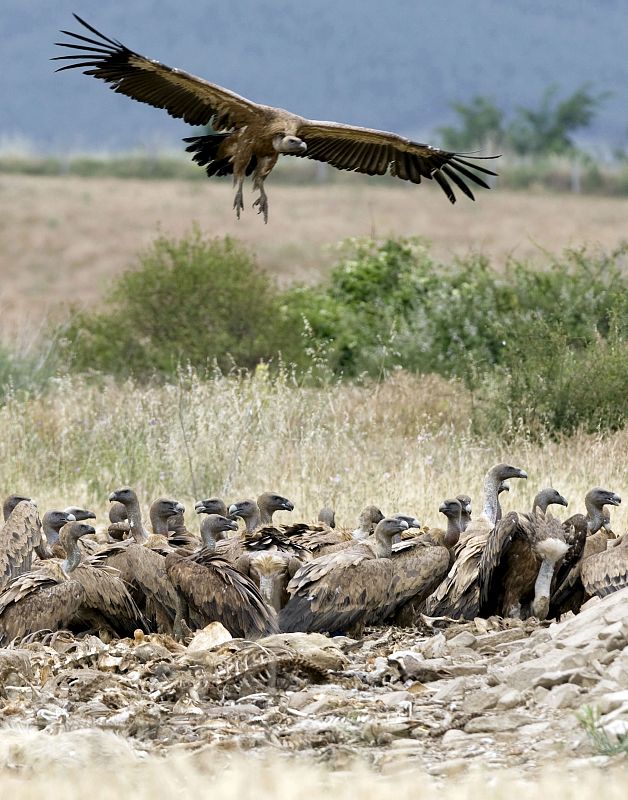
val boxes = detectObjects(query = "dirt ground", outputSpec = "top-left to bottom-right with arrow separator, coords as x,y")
1,174 -> 627,337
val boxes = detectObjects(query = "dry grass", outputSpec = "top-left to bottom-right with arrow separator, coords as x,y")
1,174 -> 628,337
0,726 -> 626,799
0,370 -> 624,532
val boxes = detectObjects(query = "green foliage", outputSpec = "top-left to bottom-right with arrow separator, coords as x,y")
55,231 -> 628,438
437,95 -> 505,151
439,84 -> 608,157
507,84 -> 610,156
577,706 -> 628,756
60,230 -> 299,378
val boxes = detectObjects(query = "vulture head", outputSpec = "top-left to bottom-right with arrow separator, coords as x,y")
194,497 -> 228,517
354,505 -> 385,538
150,497 -> 185,534
491,463 -> 528,482
439,498 -> 463,520
63,506 -> 96,521
43,509 -> 77,538
257,492 -> 295,516
393,513 -> 421,530
108,486 -> 139,507
586,487 -> 622,509
200,514 -> 239,552
272,134 -> 307,154
3,494 -> 32,522
532,488 -> 568,515
228,498 -> 258,523
374,517 -> 409,552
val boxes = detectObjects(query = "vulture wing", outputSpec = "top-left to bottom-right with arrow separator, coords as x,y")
166,553 -> 277,639
53,15 -> 260,130
0,501 -> 43,593
580,538 -> 628,599
279,549 -> 391,633
294,119 -> 498,203
477,512 -> 526,616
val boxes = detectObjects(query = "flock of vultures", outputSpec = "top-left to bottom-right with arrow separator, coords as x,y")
0,463 -> 624,646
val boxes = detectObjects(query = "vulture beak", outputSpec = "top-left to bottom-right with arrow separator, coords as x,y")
518,470 -> 528,479
228,503 -> 239,516
108,491 -> 118,502
282,500 -> 295,512
66,513 -> 77,522
608,494 -> 622,506
194,500 -> 204,512
175,503 -> 185,514
438,503 -> 448,514
557,495 -> 569,507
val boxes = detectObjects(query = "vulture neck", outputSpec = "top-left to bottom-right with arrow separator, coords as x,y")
585,497 -> 606,534
61,537 -> 82,574
244,508 -> 262,533
168,513 -> 186,534
258,503 -> 275,526
200,527 -> 226,554
151,510 -> 170,537
372,529 -> 393,559
126,498 -> 148,544
444,514 -> 462,548
44,520 -> 61,547
482,471 -> 504,525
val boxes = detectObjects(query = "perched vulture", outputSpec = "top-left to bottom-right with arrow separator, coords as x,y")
478,488 -> 570,620
278,517 -> 410,634
0,522 -> 144,643
549,488 -> 622,615
0,499 -> 44,592
165,514 -> 278,639
424,463 -> 528,619
54,15 -> 498,222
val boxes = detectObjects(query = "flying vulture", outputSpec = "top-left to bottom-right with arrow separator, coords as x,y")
54,15 -> 498,222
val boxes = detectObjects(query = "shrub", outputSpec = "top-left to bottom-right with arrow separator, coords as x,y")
60,230 -> 301,378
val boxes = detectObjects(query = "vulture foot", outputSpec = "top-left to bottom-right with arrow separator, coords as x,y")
253,191 -> 269,224
233,187 -> 244,219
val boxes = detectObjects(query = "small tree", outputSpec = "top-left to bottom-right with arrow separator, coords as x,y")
507,84 -> 609,156
437,95 -> 504,151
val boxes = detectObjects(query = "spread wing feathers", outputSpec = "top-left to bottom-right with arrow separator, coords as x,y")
580,538 -> 628,599
294,120 -> 498,203
0,574 -> 86,644
278,550 -> 391,633
374,543 -> 450,624
0,501 -> 43,592
166,553 -> 277,639
243,526 -> 312,557
551,515 -> 587,593
53,14 -> 259,130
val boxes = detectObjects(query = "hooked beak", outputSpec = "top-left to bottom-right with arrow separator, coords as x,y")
282,500 -> 295,512
175,503 -> 185,514
608,494 -> 622,506
108,492 -> 118,502
66,513 -> 76,522
228,503 -> 239,516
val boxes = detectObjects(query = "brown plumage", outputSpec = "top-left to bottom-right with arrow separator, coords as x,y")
236,551 -> 303,612
102,490 -> 186,633
549,488 -> 622,617
424,463 -> 528,619
0,522 -> 144,643
278,517 -> 410,634
289,505 -> 385,556
54,15 -> 498,223
0,499 -> 43,593
478,488 -> 570,620
166,514 -> 278,639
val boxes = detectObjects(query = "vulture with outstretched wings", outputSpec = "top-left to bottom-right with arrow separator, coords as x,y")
54,15 -> 498,222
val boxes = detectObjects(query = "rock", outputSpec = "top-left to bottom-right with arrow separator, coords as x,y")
464,713 -> 531,733
441,728 -> 470,744
496,689 -> 524,709
462,688 -> 500,714
448,631 -> 477,650
429,677 -> 469,704
533,668 -> 598,689
488,650 -> 589,690
597,690 -> 628,715
378,690 -> 414,708
542,684 -> 582,709
187,623 -> 232,652
416,633 -> 447,659
603,719 -> 628,742
427,758 -> 469,776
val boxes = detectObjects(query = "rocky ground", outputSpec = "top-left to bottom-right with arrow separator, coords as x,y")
1,589 -> 627,775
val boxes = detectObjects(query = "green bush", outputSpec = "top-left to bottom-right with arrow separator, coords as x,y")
60,230 -> 300,378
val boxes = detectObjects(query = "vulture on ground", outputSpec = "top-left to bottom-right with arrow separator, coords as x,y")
424,463 -> 528,619
478,488 -> 570,620
54,15 -> 498,222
